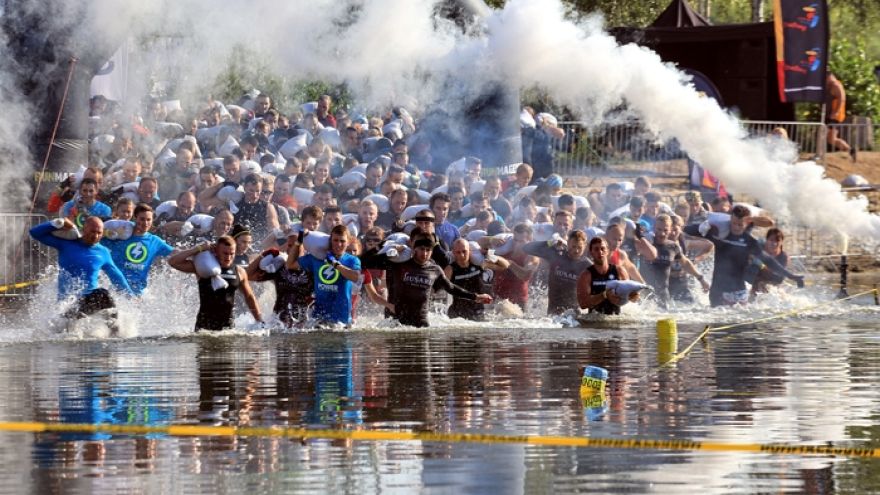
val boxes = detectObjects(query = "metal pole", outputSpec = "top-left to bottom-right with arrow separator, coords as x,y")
837,254 -> 848,299
817,103 -> 827,162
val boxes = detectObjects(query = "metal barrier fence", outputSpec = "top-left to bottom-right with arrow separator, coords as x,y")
554,119 -> 874,177
0,214 -> 53,297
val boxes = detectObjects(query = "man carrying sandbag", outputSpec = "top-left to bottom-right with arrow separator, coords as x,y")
168,236 -> 263,331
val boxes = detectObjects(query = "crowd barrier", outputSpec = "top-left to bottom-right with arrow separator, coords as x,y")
553,119 -> 874,177
0,213 -> 54,297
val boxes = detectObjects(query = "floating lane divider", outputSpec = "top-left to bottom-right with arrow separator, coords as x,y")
663,289 -> 880,367
0,280 -> 39,293
0,421 -> 877,458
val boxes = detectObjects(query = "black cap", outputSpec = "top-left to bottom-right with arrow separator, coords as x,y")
230,224 -> 251,239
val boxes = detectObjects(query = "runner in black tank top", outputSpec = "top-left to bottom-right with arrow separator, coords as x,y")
577,237 -> 630,315
585,264 -> 621,315
168,237 -> 264,332
196,264 -> 240,330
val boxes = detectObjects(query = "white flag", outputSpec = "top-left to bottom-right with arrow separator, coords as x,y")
90,38 -> 130,102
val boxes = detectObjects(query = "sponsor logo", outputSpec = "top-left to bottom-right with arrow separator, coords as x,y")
125,241 -> 149,264
403,272 -> 432,287
783,5 -> 821,32
318,262 -> 340,285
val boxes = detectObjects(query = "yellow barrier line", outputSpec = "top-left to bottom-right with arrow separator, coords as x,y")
667,289 -> 879,366
0,280 -> 39,293
0,421 -> 877,458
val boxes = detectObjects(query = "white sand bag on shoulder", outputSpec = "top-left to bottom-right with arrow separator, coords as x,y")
103,220 -> 134,241
194,250 -> 228,291
50,218 -> 81,240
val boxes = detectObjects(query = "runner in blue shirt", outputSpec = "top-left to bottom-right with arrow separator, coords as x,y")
295,225 -> 361,326
60,178 -> 112,229
30,216 -> 134,333
102,203 -> 175,295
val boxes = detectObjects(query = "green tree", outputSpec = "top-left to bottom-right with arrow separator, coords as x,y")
829,38 -> 880,119
209,44 -> 353,114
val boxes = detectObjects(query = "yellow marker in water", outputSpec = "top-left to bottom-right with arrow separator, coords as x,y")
656,318 -> 678,364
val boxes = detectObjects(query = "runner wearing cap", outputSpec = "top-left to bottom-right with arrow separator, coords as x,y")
384,232 -> 492,327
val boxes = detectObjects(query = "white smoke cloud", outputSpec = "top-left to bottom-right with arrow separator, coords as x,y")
2,0 -> 878,244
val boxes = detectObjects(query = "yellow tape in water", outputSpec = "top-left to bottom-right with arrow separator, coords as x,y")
665,289 -> 879,366
0,280 -> 39,293
0,421 -> 877,458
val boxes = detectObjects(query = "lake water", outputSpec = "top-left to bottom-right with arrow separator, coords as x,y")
0,276 -> 879,494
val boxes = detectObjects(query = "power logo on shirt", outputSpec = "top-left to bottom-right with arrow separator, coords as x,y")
318,262 -> 340,285
74,212 -> 87,228
125,242 -> 149,264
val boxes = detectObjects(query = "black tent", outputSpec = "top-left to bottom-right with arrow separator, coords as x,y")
613,0 -> 794,121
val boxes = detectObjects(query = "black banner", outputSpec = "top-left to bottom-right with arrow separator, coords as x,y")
774,0 -> 830,103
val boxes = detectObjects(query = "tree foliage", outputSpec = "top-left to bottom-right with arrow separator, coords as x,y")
209,44 -> 353,114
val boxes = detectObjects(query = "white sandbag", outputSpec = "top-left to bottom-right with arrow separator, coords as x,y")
302,230 -> 330,259
155,200 -> 177,220
617,181 -> 635,194
337,171 -> 366,192
385,232 -> 410,246
259,252 -> 288,274
240,160 -> 261,177
49,218 -> 81,240
103,220 -> 134,241
574,195 -> 590,209
218,135 -> 239,156
466,229 -> 487,241
492,233 -> 516,256
363,194 -> 389,213
194,250 -> 228,291
459,203 -> 474,219
342,213 -> 359,238
401,204 -> 431,222
352,163 -> 368,174
180,214 -> 214,237
382,120 -> 403,140
605,280 -> 650,305
162,100 -> 182,113
446,157 -> 466,177
469,241 -> 485,266
226,104 -> 246,117
195,126 -> 221,144
300,102 -> 318,115
278,132 -> 309,160
536,112 -> 558,128
699,212 -> 731,239
431,184 -> 448,195
203,157 -> 224,170
293,187 -> 315,206
318,127 -> 341,150
120,181 -> 140,193
92,134 -> 115,158
153,122 -> 184,137
121,191 -> 139,202
513,185 -> 538,204
378,233 -> 411,261
608,203 -> 629,219
585,226 -> 605,240
413,189 -> 432,204
520,108 -> 536,129
532,223 -> 556,242
217,184 -> 243,214
469,180 -> 485,194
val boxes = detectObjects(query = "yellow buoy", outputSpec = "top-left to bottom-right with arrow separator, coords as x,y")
656,318 -> 678,364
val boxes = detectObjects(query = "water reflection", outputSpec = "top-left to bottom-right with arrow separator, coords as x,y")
0,320 -> 876,493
